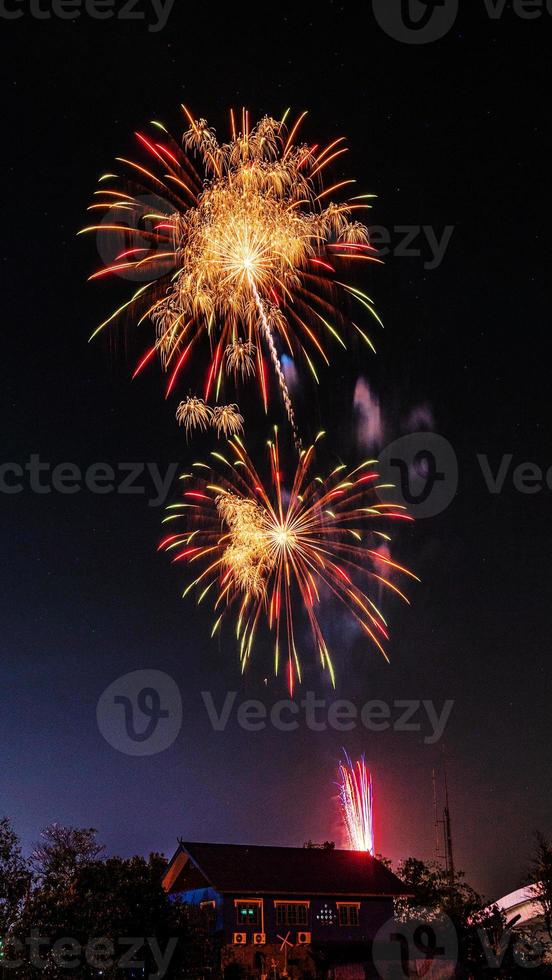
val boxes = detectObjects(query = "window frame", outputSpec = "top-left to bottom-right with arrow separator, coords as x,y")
336,902 -> 361,927
274,901 -> 310,927
235,899 -> 263,929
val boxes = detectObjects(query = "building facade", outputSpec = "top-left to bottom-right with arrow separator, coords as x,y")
163,841 -> 408,978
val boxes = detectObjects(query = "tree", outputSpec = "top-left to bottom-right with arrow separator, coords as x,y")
530,831 -> 552,942
30,825 -> 104,891
395,857 -> 510,977
396,856 -> 493,919
0,817 -> 29,935
14,842 -> 214,978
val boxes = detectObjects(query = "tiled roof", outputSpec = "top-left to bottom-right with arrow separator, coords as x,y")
166,842 -> 408,897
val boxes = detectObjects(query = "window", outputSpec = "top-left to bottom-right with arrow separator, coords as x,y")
337,903 -> 360,927
236,901 -> 261,927
275,903 -> 309,927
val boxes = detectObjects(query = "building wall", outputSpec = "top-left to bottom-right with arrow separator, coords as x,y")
221,941 -> 315,978
170,885 -> 224,931
222,894 -> 394,945
172,888 -> 395,976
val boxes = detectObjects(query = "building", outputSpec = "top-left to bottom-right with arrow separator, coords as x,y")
162,841 -> 408,978
494,886 -> 551,961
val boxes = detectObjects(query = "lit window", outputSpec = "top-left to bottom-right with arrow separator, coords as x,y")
275,903 -> 309,927
236,901 -> 261,927
337,904 -> 360,926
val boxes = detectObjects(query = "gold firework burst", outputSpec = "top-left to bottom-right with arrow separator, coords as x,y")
212,404 -> 244,438
83,108 -> 382,440
160,430 -> 417,693
175,396 -> 213,437
225,339 -> 256,379
216,494 -> 275,597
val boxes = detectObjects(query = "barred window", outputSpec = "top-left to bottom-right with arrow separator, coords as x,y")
275,903 -> 309,927
337,904 -> 360,926
236,901 -> 261,927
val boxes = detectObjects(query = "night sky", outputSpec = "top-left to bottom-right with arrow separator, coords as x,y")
1,0 -> 550,904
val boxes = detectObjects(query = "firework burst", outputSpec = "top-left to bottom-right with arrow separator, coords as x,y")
159,430 -> 417,693
225,339 -> 256,379
212,404 -> 244,438
338,752 -> 375,854
81,108 -> 383,441
176,396 -> 213,437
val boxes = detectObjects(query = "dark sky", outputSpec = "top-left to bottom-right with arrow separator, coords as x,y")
1,0 -> 551,903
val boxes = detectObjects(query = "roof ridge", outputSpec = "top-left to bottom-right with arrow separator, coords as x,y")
180,840 -> 365,854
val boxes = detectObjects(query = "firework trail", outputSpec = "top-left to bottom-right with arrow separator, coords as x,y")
81,108 -> 383,439
159,429 -> 417,693
338,752 -> 375,854
250,280 -> 299,445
